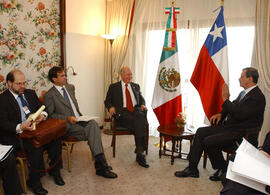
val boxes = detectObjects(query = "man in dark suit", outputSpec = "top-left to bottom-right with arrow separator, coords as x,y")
44,66 -> 117,179
220,132 -> 270,195
175,67 -> 266,181
104,66 -> 149,168
0,152 -> 23,195
0,70 -> 65,195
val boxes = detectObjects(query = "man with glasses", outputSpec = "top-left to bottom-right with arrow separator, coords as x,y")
0,70 -> 64,195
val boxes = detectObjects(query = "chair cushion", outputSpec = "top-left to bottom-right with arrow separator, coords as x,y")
115,126 -> 129,131
62,136 -> 79,142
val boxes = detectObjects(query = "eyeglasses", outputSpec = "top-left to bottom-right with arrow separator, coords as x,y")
13,81 -> 26,86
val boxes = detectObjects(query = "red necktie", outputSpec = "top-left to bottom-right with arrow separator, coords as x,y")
125,84 -> 134,112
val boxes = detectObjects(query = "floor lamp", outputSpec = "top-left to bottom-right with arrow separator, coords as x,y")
102,34 -> 116,135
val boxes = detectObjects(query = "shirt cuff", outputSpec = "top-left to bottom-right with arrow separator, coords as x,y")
16,124 -> 23,134
41,111 -> 48,120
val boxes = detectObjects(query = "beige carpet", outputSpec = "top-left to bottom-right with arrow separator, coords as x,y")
23,131 -> 223,195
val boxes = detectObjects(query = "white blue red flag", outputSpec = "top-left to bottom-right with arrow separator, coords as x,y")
152,5 -> 182,125
190,6 -> 229,121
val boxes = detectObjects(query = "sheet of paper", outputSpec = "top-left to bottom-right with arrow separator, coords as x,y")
226,161 -> 267,194
76,115 -> 99,122
0,145 -> 13,162
232,139 -> 270,186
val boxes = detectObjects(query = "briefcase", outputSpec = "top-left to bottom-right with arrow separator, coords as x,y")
19,118 -> 67,148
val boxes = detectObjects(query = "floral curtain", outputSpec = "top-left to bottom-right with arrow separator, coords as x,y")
0,0 -> 61,95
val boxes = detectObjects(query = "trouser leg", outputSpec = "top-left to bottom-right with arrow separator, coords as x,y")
1,153 -> 23,195
84,120 -> 104,156
117,109 -> 147,153
67,121 -> 104,157
188,126 -> 223,169
45,138 -> 63,174
203,131 -> 242,170
22,141 -> 44,182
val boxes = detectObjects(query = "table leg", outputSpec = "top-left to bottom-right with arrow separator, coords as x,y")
179,138 -> 182,158
171,137 -> 176,165
159,134 -> 162,158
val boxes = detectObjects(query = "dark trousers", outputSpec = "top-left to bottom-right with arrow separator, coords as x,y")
0,153 -> 23,195
21,139 -> 63,182
116,108 -> 147,153
188,125 -> 242,170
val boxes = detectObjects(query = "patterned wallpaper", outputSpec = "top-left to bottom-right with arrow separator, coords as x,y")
0,0 -> 61,95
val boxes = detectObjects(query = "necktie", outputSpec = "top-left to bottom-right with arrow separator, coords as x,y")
125,84 -> 134,112
62,88 -> 75,116
239,90 -> 246,101
18,94 -> 31,117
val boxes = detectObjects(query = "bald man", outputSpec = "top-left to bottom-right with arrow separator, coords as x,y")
105,66 -> 149,168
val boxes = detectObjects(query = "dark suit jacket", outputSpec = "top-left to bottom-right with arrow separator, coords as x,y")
220,86 -> 266,132
104,81 -> 145,115
0,89 -> 43,146
44,84 -> 82,120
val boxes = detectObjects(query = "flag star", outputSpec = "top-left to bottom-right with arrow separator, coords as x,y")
209,23 -> 224,42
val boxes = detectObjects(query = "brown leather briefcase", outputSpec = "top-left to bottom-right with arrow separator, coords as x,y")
19,118 -> 67,148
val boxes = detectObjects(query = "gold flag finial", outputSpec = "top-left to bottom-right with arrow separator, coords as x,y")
221,0 -> 224,6
172,0 -> 175,6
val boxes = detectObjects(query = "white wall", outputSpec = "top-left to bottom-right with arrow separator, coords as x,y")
66,0 -> 106,125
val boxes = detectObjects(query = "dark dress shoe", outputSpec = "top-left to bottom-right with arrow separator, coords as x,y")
209,168 -> 226,181
136,154 -> 149,168
49,172 -> 65,186
27,180 -> 48,195
175,167 -> 199,178
96,169 -> 118,178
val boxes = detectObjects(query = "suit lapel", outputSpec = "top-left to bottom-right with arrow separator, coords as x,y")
65,86 -> 80,113
130,82 -> 139,103
6,90 -> 21,121
117,82 -> 123,106
52,86 -> 70,108
239,86 -> 257,103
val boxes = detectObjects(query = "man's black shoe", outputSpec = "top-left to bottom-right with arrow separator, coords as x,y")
136,154 -> 149,168
174,167 -> 199,178
209,168 -> 226,181
49,172 -> 65,186
96,169 -> 118,178
27,180 -> 48,195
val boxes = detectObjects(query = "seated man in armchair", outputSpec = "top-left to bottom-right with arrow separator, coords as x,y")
104,66 -> 149,168
44,66 -> 117,179
0,70 -> 64,195
175,67 -> 266,181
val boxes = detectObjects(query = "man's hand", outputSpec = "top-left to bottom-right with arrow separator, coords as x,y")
210,113 -> 222,125
21,121 -> 34,131
34,114 -> 46,124
67,116 -> 78,125
222,83 -> 230,101
109,107 -> 116,116
141,105 -> 147,111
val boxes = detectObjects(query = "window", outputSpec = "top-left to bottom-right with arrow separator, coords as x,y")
144,26 -> 255,135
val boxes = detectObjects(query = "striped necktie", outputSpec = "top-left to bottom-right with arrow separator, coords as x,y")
62,88 -> 75,116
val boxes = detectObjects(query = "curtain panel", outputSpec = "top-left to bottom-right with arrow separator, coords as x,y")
252,0 -> 270,144
104,0 -> 135,94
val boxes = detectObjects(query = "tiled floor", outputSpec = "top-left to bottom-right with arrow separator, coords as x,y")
23,131 -> 222,194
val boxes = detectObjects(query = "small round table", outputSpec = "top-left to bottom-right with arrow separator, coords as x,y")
157,124 -> 195,165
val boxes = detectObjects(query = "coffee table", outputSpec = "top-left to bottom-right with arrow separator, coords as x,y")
157,124 -> 195,165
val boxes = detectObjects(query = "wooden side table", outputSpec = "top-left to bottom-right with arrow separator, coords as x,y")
157,124 -> 195,165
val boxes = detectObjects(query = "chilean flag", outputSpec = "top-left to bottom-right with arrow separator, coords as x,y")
152,6 -> 182,125
190,6 -> 229,121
